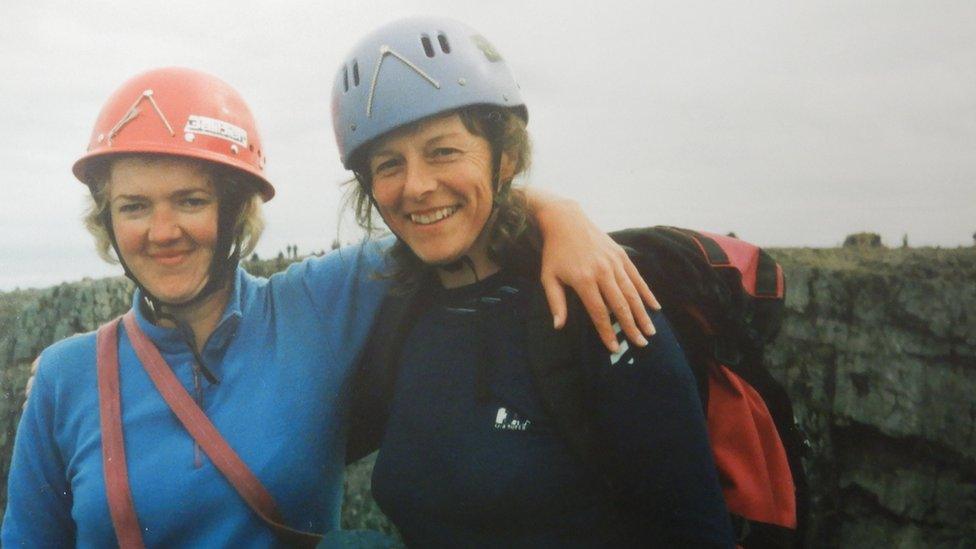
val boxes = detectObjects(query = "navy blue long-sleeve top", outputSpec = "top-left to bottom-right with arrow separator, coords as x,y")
369,271 -> 733,547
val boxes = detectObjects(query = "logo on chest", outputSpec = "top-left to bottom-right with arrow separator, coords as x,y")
493,407 -> 532,431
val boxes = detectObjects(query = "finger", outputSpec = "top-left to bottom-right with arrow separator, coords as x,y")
541,272 -> 568,329
614,263 -> 656,339
577,284 -> 619,353
622,254 -> 660,312
601,273 -> 649,348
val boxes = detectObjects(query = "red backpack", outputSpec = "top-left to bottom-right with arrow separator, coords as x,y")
348,226 -> 809,548
600,227 -> 809,546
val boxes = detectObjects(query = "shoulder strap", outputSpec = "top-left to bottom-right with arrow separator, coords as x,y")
97,317 -> 145,549
97,311 -> 322,547
346,283 -> 436,464
522,289 -> 604,476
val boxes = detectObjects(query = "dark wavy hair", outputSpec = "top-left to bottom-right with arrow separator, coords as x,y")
344,105 -> 537,290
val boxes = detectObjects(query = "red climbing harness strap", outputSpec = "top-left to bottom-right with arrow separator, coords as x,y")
96,312 -> 322,547
97,317 -> 145,549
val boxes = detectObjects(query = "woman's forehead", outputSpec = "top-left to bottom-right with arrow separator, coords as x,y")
371,113 -> 473,153
108,156 -> 214,196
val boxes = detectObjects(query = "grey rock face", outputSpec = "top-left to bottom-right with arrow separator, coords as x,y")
0,276 -> 133,514
768,248 -> 976,548
0,249 -> 973,547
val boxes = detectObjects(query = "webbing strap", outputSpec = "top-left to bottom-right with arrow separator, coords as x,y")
755,249 -> 780,298
684,230 -> 731,266
97,317 -> 145,549
95,312 -> 321,547
119,311 -> 322,547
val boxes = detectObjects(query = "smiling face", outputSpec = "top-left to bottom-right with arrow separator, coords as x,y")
108,157 -> 220,304
368,113 -> 504,268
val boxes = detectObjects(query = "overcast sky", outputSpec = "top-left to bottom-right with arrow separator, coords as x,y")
1,0 -> 974,291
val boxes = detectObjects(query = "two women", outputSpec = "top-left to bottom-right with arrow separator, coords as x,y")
337,18 -> 734,546
2,65 -> 654,544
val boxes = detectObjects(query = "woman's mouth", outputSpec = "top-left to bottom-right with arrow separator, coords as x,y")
150,251 -> 190,265
409,206 -> 459,225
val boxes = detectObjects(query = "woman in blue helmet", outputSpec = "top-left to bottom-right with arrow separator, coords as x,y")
335,17 -> 734,547
3,67 -> 657,546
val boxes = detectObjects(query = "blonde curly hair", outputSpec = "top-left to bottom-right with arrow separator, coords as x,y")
81,154 -> 265,264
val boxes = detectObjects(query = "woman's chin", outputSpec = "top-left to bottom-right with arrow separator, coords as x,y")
409,243 -> 467,267
146,278 -> 211,306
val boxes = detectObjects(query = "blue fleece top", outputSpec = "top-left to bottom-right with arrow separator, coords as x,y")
2,245 -> 389,548
371,272 -> 733,547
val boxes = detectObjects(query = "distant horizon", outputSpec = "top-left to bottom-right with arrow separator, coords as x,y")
3,234 -> 973,293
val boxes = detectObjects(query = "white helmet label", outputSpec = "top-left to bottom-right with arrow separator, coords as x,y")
471,35 -> 502,62
184,115 -> 249,147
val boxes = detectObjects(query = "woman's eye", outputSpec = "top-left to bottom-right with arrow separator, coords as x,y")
117,203 -> 144,214
431,147 -> 459,158
181,197 -> 210,208
372,159 -> 401,175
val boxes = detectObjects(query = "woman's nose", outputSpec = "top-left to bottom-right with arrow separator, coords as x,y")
402,161 -> 437,199
147,207 -> 182,243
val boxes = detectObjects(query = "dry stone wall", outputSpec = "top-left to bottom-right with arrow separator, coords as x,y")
0,249 -> 973,547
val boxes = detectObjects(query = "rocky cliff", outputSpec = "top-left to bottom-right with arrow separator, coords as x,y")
1,249 -> 973,547
768,248 -> 975,548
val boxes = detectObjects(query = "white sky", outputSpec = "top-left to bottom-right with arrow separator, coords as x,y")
1,0 -> 974,291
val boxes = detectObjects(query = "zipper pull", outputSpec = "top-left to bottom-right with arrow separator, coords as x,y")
174,320 -> 220,385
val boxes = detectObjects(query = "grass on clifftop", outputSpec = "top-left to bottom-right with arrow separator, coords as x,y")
769,246 -> 976,275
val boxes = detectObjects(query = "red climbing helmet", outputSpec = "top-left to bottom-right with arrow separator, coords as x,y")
72,67 -> 275,201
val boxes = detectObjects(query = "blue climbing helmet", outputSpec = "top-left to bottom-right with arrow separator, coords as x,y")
331,16 -> 527,169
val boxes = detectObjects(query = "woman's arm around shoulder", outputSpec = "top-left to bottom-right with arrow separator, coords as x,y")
265,239 -> 393,344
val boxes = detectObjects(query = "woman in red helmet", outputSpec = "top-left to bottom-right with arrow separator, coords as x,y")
2,67 -> 657,546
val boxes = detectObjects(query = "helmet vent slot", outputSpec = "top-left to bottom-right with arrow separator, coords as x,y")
437,33 -> 451,54
421,34 -> 435,57
343,66 -> 349,92
352,60 -> 361,87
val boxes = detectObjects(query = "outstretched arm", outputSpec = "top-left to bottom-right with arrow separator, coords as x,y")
525,188 -> 659,352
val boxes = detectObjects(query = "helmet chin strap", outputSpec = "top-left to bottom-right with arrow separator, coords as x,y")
439,255 -> 480,283
439,142 -> 505,282
100,198 -> 242,323
102,205 -> 238,386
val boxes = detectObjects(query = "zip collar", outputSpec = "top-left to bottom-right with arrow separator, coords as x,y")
130,267 -> 245,358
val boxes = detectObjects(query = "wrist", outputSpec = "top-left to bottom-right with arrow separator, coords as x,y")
534,197 -> 581,231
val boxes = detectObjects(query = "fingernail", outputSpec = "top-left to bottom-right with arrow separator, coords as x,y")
643,321 -> 654,335
553,315 -> 562,329
609,341 -> 620,353
637,335 -> 649,347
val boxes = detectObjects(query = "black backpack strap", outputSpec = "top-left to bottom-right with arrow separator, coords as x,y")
345,284 -> 434,464
522,287 -> 605,476
608,227 -> 724,408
